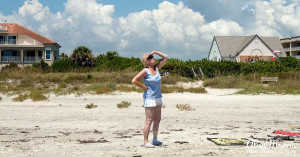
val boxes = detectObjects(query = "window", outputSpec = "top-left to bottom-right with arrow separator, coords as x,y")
8,36 -> 16,44
46,50 -> 51,60
0,36 -> 5,44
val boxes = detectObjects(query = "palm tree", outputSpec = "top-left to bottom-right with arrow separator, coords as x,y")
59,52 -> 68,60
70,46 -> 95,66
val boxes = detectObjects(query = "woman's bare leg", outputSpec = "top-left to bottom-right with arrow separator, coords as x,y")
144,107 -> 154,145
153,105 -> 162,141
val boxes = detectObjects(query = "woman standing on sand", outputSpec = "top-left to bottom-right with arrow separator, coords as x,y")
132,51 -> 168,148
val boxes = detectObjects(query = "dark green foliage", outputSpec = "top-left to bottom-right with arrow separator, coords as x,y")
33,60 -> 50,72
1,62 -> 21,72
51,58 -> 80,72
95,51 -> 143,71
70,46 -> 95,67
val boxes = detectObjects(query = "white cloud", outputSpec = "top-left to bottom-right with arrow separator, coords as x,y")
1,0 -> 299,59
243,0 -> 300,37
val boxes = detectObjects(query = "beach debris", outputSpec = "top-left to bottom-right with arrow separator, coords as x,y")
203,152 -> 217,156
267,135 -> 295,141
169,129 -> 184,132
174,141 -> 189,144
93,129 -> 102,134
59,131 -> 71,136
114,136 -> 132,138
207,138 -> 249,146
203,132 -> 219,135
1,139 -> 30,143
290,126 -> 300,131
77,139 -> 109,144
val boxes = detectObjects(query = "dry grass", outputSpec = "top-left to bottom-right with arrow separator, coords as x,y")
12,93 -> 29,102
117,101 -> 131,108
176,104 -> 196,111
162,86 -> 207,94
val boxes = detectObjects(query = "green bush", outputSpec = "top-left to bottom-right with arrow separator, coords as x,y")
51,59 -> 79,72
33,60 -> 50,72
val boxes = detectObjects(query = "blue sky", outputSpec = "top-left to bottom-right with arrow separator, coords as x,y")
0,0 -> 299,60
0,0 -> 184,17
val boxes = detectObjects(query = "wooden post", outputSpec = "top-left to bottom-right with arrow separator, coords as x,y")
199,68 -> 204,79
21,50 -> 24,66
0,49 -> 2,64
42,50 -> 45,61
192,67 -> 200,80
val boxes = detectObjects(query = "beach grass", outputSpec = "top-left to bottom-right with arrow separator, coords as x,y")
117,101 -> 131,108
203,72 -> 300,95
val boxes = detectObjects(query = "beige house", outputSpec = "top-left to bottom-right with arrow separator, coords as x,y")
0,23 -> 60,68
280,36 -> 300,60
208,35 -> 286,62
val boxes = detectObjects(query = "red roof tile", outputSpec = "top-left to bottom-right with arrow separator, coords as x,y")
0,23 -> 56,44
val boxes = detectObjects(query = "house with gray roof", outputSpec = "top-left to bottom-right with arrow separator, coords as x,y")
208,34 -> 285,62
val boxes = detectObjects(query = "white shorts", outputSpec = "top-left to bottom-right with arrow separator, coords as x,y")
144,98 -> 163,108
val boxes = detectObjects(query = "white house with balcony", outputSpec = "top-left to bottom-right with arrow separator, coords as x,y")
280,36 -> 300,60
0,23 -> 60,68
208,35 -> 286,62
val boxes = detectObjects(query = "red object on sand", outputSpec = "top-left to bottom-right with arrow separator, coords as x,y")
272,56 -> 276,61
273,130 -> 300,136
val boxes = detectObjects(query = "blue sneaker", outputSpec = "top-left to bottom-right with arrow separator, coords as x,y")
152,139 -> 163,146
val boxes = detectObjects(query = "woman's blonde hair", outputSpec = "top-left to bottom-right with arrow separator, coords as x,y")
142,53 -> 150,68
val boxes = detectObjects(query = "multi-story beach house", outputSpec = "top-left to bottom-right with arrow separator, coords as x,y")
280,36 -> 300,60
0,23 -> 60,68
208,35 -> 285,62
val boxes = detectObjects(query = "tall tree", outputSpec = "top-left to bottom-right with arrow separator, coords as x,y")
70,46 -> 95,66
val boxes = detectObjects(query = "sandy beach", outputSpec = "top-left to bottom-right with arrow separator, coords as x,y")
0,88 -> 300,157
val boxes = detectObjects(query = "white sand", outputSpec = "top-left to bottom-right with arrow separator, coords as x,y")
0,90 -> 300,157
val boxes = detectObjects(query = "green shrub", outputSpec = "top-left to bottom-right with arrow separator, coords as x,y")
13,94 -> 29,102
29,90 -> 48,101
184,87 -> 207,93
117,101 -> 131,108
85,103 -> 97,109
51,59 -> 79,72
58,82 -> 67,88
33,60 -> 50,72
86,74 -> 92,79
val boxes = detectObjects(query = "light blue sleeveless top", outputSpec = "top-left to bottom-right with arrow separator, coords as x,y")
143,67 -> 162,99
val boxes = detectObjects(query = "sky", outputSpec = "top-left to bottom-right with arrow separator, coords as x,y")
0,0 -> 299,60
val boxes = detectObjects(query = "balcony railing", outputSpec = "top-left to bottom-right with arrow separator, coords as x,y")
24,56 -> 42,63
0,39 -> 39,45
293,55 -> 300,59
284,46 -> 300,51
1,56 -> 42,63
1,56 -> 21,63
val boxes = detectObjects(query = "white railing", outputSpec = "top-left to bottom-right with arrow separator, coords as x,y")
291,46 -> 300,51
1,56 -> 43,63
283,46 -> 300,51
24,56 -> 42,63
1,56 -> 21,62
293,55 -> 300,59
0,39 -> 38,45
